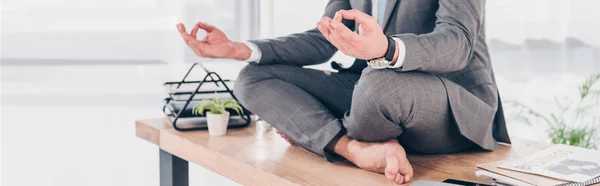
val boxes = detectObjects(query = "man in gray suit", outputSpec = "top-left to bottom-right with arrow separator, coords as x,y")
177,0 -> 510,184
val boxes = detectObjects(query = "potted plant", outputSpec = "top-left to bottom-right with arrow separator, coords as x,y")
507,74 -> 600,149
193,96 -> 244,136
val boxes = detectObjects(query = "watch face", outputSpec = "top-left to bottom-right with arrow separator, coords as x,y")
367,58 -> 391,69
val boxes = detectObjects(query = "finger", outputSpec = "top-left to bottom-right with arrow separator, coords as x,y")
191,22 -> 201,38
394,173 -> 404,184
318,17 -> 347,53
328,24 -> 354,51
177,27 -> 208,57
197,22 -> 217,32
179,31 -> 197,47
317,22 -> 330,38
330,12 -> 362,43
180,32 -> 198,44
317,17 -> 332,37
330,11 -> 361,43
327,33 -> 347,54
176,23 -> 187,34
332,10 -> 343,23
385,153 -> 400,182
321,16 -> 333,24
339,9 -> 379,32
332,25 -> 362,43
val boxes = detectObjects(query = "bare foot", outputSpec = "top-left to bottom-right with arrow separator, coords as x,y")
275,129 -> 296,146
345,139 -> 413,185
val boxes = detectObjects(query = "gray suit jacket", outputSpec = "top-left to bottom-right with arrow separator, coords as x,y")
249,0 -> 511,150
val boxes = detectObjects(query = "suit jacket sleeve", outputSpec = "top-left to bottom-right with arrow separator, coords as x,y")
393,0 -> 485,73
248,0 -> 353,66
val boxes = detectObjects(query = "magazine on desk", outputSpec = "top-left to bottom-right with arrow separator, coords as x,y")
498,144 -> 600,183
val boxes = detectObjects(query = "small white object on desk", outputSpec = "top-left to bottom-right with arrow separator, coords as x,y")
256,120 -> 273,131
206,112 -> 230,136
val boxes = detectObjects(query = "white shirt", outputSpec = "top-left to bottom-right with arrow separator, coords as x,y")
243,1 -> 406,68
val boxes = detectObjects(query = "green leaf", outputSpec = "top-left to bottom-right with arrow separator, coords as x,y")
547,124 -> 599,149
580,74 -> 600,99
191,95 -> 243,116
505,100 -> 553,127
222,98 -> 244,115
554,96 -> 569,113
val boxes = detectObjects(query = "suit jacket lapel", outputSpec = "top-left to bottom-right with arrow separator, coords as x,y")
351,0 -> 372,33
382,0 -> 399,31
362,0 -> 373,15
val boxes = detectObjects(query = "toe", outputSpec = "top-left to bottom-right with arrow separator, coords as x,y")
385,171 -> 395,181
401,161 -> 413,182
403,172 -> 412,182
385,152 -> 400,181
394,173 -> 404,184
394,148 -> 413,181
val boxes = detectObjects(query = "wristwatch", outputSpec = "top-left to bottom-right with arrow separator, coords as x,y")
367,36 -> 396,69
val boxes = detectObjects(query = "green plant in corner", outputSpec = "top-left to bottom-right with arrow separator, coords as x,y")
192,96 -> 244,116
506,74 -> 600,149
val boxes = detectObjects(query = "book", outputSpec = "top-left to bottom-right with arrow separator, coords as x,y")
478,161 -> 600,186
498,144 -> 600,183
477,161 -> 566,186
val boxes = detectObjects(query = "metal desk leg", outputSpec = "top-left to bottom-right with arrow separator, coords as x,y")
160,149 -> 189,186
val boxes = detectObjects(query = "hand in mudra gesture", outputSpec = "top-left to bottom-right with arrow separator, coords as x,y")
177,22 -> 251,60
317,9 -> 396,61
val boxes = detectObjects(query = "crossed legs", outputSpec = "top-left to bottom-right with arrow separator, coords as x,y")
234,64 -> 475,184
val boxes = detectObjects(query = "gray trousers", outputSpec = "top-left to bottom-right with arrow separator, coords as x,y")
234,64 -> 475,159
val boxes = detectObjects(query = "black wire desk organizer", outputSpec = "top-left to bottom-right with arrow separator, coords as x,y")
162,63 -> 252,131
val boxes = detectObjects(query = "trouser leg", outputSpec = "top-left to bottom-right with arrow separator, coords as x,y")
234,64 -> 360,156
343,68 -> 475,154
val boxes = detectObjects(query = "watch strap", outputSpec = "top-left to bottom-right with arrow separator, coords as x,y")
384,36 -> 396,61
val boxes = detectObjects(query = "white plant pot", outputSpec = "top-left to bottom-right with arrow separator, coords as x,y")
206,111 -> 230,136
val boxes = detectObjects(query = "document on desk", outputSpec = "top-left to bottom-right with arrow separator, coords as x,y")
498,144 -> 600,183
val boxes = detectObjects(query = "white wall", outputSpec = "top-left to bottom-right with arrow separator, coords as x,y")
486,0 -> 600,45
0,0 -> 247,63
2,0 -> 598,64
2,0 -> 175,62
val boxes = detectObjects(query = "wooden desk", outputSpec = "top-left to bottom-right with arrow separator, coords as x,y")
136,118 -> 550,186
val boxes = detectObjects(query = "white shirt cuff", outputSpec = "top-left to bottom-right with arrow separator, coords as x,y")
388,37 -> 406,68
241,41 -> 262,62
